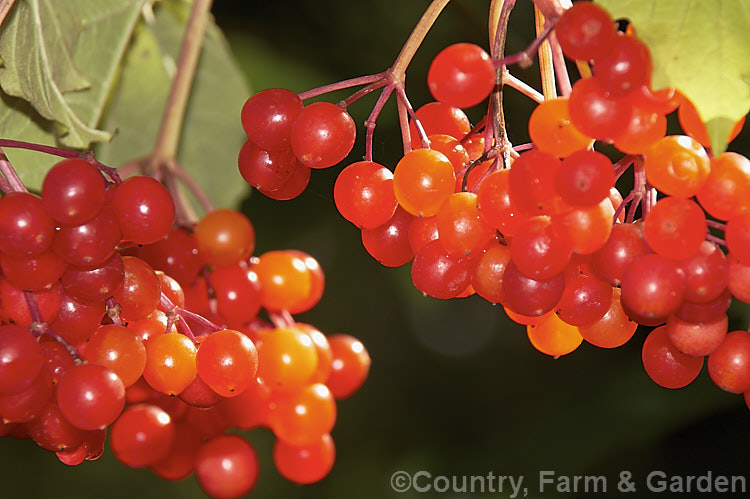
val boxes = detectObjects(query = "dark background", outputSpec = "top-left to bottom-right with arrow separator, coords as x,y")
2,1 -> 750,498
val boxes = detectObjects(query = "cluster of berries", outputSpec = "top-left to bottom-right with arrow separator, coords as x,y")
0,155 -> 370,498
238,1 -> 750,406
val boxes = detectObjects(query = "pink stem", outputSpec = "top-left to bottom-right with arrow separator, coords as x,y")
297,72 -> 387,101
613,191 -> 634,224
25,292 -> 83,365
105,297 -> 125,326
625,195 -> 642,224
163,168 -> 195,226
340,78 -> 390,109
0,139 -> 121,183
613,155 -> 637,181
364,86 -> 395,162
493,21 -> 556,69
504,71 -> 544,103
396,89 -> 413,155
549,32 -> 572,96
176,306 -> 223,334
159,291 -> 221,345
706,234 -> 727,248
170,163 -> 214,215
0,171 -> 11,193
394,84 -> 429,149
0,149 -> 28,193
471,157 -> 501,194
531,0 -> 564,19
269,310 -> 296,329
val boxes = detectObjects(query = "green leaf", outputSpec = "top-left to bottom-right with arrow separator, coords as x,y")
97,0 -> 251,211
597,0 -> 750,153
0,0 -> 145,190
0,0 -> 146,150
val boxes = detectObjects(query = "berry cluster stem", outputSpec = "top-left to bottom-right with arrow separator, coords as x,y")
297,73 -> 387,102
24,292 -> 84,365
0,139 -> 121,183
159,291 -> 222,345
487,0 -> 516,174
296,0 -> 452,156
150,0 -> 213,168
269,310 -> 296,330
105,298 -> 125,326
389,0 -> 452,79
0,149 -> 27,193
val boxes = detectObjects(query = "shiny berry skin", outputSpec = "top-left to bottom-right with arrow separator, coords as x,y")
0,250 -> 67,291
0,278 -> 63,327
195,434 -> 259,499
110,403 -> 175,468
52,206 -> 122,267
142,333 -> 198,396
334,161 -> 397,229
60,252 -> 125,304
111,256 -> 161,321
194,209 -> 256,267
408,102 -> 472,149
84,324 -> 146,387
708,330 -> 750,393
568,76 -> 632,140
501,261 -> 565,317
0,324 -> 44,395
254,251 -> 312,312
196,329 -> 258,397
643,197 -> 706,261
258,161 -> 311,201
427,43 -> 495,108
325,334 -> 371,399
555,1 -> 617,61
26,402 -> 86,452
110,176 -> 175,245
0,367 -> 53,423
0,192 -> 56,257
644,135 -> 710,199
620,254 -> 685,325
237,139 -> 297,191
241,88 -> 303,151
136,228 -> 202,288
269,383 -> 337,446
436,192 -> 496,258
410,239 -> 471,299
290,102 -> 356,169
41,158 -> 107,226
273,434 -> 335,485
593,33 -> 653,96
361,207 -> 416,268
209,262 -> 262,325
56,363 -> 126,430
393,149 -> 456,217
642,325 -> 703,389
256,326 -> 317,390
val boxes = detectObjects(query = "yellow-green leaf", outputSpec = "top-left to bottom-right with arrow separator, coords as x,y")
597,0 -> 750,154
96,0 -> 251,212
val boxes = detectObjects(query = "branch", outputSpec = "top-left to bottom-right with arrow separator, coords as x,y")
150,0 -> 213,167
390,0 -> 452,80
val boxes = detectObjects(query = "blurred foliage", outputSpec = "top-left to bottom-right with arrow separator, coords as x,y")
1,1 -> 750,498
